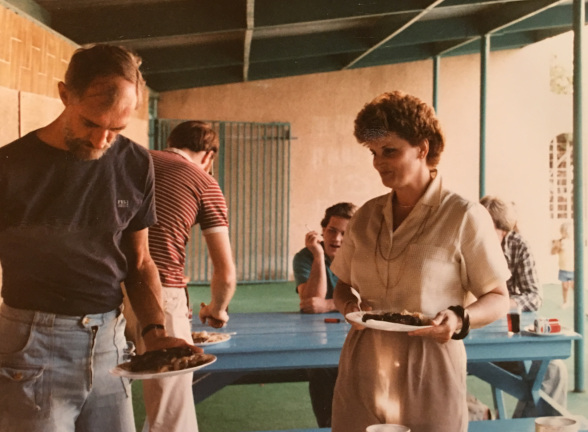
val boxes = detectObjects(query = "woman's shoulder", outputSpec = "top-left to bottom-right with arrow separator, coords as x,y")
439,188 -> 480,215
356,193 -> 391,214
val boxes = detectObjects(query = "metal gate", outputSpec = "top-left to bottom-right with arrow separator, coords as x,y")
151,119 -> 291,284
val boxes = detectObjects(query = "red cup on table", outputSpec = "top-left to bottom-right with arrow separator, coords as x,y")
507,306 -> 521,333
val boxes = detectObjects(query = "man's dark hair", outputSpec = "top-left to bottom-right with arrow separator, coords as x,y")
65,44 -> 145,105
167,121 -> 219,154
321,202 -> 357,228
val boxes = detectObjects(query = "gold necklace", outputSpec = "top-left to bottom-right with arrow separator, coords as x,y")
375,206 -> 431,261
374,206 -> 432,290
393,192 -> 416,208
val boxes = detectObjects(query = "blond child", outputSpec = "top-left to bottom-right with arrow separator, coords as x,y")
551,221 -> 574,308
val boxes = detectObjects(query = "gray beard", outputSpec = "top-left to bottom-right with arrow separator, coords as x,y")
64,136 -> 111,161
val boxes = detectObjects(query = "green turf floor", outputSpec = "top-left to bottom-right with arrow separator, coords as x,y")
132,282 -> 588,432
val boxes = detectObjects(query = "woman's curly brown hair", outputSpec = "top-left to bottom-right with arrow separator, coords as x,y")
354,91 -> 445,167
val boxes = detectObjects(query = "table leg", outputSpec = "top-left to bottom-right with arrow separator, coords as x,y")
192,371 -> 247,404
491,385 -> 507,419
467,360 -> 552,418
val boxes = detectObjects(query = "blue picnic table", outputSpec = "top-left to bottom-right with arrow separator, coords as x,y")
192,311 -> 581,425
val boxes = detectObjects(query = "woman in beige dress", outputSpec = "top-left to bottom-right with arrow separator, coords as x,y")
330,91 -> 511,432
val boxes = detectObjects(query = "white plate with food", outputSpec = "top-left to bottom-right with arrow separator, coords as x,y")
110,347 -> 217,379
521,325 -> 565,337
191,331 -> 232,346
346,310 -> 432,332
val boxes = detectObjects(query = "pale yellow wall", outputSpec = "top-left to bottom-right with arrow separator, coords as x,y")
0,86 -> 19,145
158,60 -> 436,276
159,34 -> 587,284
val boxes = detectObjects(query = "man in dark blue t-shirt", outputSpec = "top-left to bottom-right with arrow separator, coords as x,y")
293,202 -> 356,427
0,44 -> 195,432
294,202 -> 356,313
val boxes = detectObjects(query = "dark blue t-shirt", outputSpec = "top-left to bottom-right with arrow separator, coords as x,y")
0,131 -> 157,315
292,243 -> 338,299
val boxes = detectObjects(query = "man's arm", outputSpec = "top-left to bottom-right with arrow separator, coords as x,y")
199,231 -> 236,328
296,231 -> 336,313
122,228 -> 198,351
511,242 -> 542,312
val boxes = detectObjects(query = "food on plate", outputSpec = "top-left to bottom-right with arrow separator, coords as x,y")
191,330 -> 231,344
361,309 -> 432,326
120,346 -> 213,373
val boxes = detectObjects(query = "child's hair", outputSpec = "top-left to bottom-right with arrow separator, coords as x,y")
560,221 -> 572,239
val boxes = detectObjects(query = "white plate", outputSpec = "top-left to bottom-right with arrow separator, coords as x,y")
110,353 -> 216,379
191,332 -> 231,346
522,325 -> 565,337
346,311 -> 432,332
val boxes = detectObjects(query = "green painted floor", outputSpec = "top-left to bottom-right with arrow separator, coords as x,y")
132,282 -> 588,432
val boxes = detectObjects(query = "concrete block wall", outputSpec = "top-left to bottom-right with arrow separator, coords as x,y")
0,4 -> 74,98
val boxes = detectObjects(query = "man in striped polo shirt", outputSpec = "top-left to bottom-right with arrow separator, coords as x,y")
141,121 -> 236,432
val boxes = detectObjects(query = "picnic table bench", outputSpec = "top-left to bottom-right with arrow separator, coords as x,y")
259,418 -> 588,431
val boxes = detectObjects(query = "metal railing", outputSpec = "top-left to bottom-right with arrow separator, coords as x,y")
151,118 -> 291,284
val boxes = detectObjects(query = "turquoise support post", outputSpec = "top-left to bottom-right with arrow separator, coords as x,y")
479,35 -> 490,199
433,56 -> 440,113
148,93 -> 158,150
572,0 -> 585,393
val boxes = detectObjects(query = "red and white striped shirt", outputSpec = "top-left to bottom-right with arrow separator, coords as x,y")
149,149 -> 229,288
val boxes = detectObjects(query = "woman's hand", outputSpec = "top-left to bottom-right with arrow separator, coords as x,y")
408,308 -> 461,343
344,299 -> 372,331
334,280 -> 370,330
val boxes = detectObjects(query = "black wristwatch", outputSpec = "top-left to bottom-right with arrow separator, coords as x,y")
448,305 -> 470,340
141,323 -> 165,337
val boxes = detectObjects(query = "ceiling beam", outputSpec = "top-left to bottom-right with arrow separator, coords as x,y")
342,0 -> 445,70
48,0 -> 247,44
497,3 -> 588,34
477,0 -> 564,34
254,0 -> 435,26
434,0 -> 566,57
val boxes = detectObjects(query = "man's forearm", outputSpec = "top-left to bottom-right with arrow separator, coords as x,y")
204,232 -> 236,314
299,256 -> 328,299
125,257 -> 166,330
210,271 -> 236,312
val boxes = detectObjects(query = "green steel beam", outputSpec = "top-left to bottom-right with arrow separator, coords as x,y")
343,0 -> 444,69
49,0 -> 247,44
475,0 -> 561,35
2,0 -> 49,23
501,4 -> 588,34
254,0 -> 434,27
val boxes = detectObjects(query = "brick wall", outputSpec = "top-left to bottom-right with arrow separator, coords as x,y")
0,5 -> 75,99
0,4 -> 149,130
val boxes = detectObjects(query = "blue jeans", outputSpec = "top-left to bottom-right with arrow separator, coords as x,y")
0,303 -> 135,432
